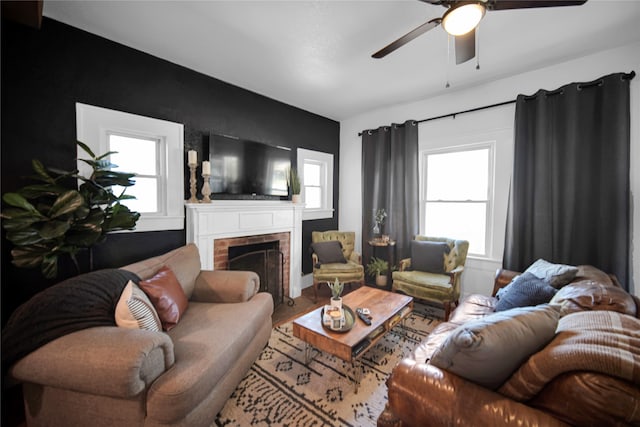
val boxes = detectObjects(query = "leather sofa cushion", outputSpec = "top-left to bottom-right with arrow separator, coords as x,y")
430,304 -> 560,389
550,280 -> 637,317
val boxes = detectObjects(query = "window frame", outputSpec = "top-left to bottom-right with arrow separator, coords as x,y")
420,142 -> 495,257
76,102 -> 184,232
297,148 -> 334,220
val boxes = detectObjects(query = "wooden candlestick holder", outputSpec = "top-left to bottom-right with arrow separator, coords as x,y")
188,163 -> 198,203
201,173 -> 211,203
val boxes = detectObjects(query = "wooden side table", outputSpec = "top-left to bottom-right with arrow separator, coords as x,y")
367,239 -> 397,289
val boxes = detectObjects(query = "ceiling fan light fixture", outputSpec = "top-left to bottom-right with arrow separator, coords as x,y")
442,2 -> 486,36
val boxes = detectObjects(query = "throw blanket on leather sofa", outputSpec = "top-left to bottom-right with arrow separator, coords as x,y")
2,269 -> 139,375
499,310 -> 640,400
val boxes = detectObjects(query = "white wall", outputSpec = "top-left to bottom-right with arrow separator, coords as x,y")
340,41 -> 640,297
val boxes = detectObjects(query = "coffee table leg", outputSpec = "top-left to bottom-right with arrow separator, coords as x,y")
351,359 -> 362,393
304,343 -> 313,365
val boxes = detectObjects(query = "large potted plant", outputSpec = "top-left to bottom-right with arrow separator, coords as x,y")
366,257 -> 390,287
1,141 -> 140,278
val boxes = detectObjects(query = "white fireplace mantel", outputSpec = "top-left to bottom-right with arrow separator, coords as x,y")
185,200 -> 304,298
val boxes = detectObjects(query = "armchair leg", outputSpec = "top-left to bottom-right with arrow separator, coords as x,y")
313,279 -> 319,303
444,301 -> 453,321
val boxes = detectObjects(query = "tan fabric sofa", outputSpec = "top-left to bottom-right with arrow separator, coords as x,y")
9,243 -> 274,427
378,265 -> 640,427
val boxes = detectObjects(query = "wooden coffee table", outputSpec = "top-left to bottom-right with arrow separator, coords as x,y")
292,286 -> 413,392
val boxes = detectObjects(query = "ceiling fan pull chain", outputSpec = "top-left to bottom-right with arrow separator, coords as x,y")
446,33 -> 451,88
476,24 -> 481,70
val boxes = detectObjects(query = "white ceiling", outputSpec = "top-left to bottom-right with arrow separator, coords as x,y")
43,0 -> 640,121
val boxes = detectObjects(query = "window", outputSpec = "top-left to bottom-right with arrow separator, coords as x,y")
422,144 -> 494,256
76,103 -> 184,232
297,148 -> 334,220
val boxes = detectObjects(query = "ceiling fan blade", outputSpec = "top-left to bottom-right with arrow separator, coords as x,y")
372,18 -> 441,59
455,29 -> 475,64
487,0 -> 587,11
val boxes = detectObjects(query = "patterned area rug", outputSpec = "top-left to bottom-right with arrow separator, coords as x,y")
215,303 -> 441,427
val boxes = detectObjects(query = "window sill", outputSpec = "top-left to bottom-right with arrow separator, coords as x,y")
302,208 -> 334,221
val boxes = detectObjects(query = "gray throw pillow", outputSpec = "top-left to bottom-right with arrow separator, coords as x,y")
525,259 -> 578,288
411,240 -> 450,274
430,304 -> 560,389
495,272 -> 558,312
311,241 -> 347,264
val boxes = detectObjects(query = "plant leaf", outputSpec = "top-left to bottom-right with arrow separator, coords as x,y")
41,254 -> 58,279
11,247 -> 46,269
32,159 -> 55,184
77,140 -> 96,158
2,193 -> 42,215
6,229 -> 45,246
48,190 -> 84,218
38,220 -> 71,239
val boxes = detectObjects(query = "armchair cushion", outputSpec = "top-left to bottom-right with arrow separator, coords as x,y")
311,241 -> 347,265
495,272 -> 557,312
411,240 -> 450,274
430,304 -> 560,389
139,265 -> 189,331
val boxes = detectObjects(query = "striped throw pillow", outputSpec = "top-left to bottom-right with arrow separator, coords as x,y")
115,280 -> 162,332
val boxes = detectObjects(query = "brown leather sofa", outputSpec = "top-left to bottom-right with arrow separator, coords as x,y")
378,265 -> 640,427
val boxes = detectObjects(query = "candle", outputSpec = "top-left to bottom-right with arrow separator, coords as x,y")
202,160 -> 211,175
188,150 -> 197,165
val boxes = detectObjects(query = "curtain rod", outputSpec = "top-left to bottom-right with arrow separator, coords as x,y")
358,99 -> 515,136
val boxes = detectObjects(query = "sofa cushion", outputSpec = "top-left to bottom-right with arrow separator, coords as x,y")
411,240 -> 450,274
448,294 -> 497,324
430,304 -> 560,389
139,266 -> 189,331
550,280 -> 637,317
495,272 -> 557,312
311,241 -> 347,264
115,280 -> 162,332
146,293 -> 273,424
525,259 -> 578,288
121,243 -> 201,299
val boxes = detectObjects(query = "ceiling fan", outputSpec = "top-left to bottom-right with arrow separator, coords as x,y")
372,0 -> 588,64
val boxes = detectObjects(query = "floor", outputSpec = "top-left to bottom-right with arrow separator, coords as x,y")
272,282 -> 366,326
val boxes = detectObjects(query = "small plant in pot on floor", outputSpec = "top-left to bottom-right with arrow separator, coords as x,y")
367,257 -> 390,287
327,278 -> 344,308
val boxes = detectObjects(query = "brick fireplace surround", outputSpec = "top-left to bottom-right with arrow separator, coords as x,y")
185,201 -> 304,299
213,232 -> 291,297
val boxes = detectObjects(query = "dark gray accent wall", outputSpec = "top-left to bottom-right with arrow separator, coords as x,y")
1,17 -> 339,324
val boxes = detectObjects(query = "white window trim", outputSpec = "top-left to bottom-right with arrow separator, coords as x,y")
76,103 -> 184,232
297,148 -> 334,220
420,141 -> 495,257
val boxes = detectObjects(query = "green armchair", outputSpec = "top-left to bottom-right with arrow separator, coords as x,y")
392,236 -> 469,320
311,231 -> 365,302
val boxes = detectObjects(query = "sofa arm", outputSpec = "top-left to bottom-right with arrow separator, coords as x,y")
192,270 -> 260,303
10,327 -> 174,398
379,359 -> 569,427
493,268 -> 520,296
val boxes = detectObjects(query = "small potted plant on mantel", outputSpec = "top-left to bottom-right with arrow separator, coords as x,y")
327,278 -> 344,308
366,257 -> 390,287
287,168 -> 301,204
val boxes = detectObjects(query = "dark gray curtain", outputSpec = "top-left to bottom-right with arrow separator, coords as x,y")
362,120 -> 419,269
504,72 -> 634,289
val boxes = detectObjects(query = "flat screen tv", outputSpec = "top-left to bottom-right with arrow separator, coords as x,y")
207,133 -> 291,200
